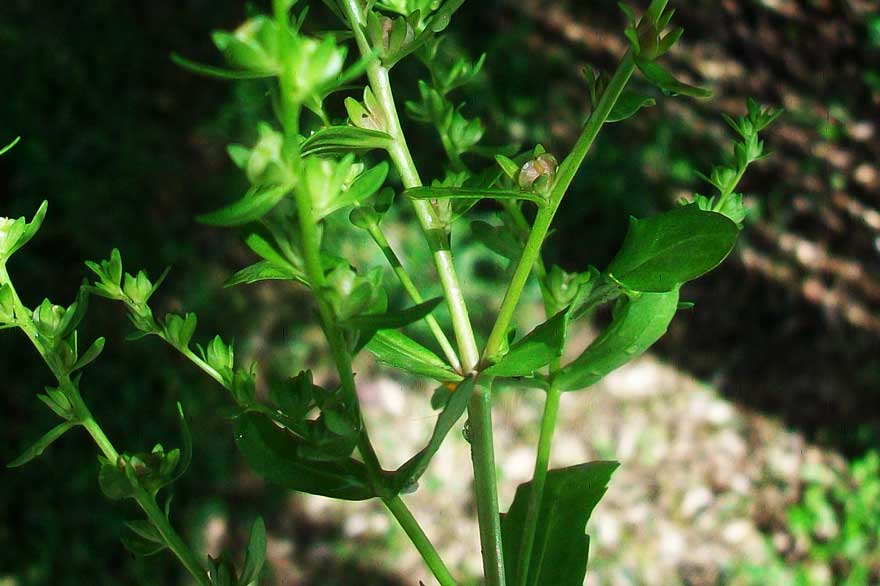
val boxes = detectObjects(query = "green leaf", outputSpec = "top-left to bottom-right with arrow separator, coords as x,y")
7,421 -> 77,468
366,330 -> 463,382
0,136 -> 20,156
170,53 -> 273,80
98,457 -> 136,500
554,290 -> 679,392
321,162 -> 390,218
501,461 -> 619,586
607,204 -> 739,292
607,91 -> 656,122
72,336 -> 106,371
121,519 -> 167,557
198,185 -> 290,226
392,377 -> 475,494
240,517 -> 267,586
341,297 -> 442,330
301,126 -> 392,157
404,186 -> 548,207
168,403 -> 192,485
470,220 -> 522,260
636,59 -> 712,99
235,413 -> 376,501
224,260 -> 305,288
484,311 -> 567,377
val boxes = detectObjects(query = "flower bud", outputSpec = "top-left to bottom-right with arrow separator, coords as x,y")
518,153 -> 558,192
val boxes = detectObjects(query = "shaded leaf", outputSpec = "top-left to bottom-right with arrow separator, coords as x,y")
607,91 -> 656,122
235,413 -> 375,501
636,59 -> 712,99
301,126 -> 392,157
225,260 -> 305,288
393,377 -> 475,493
7,421 -> 77,468
240,517 -> 267,586
341,297 -> 442,330
198,185 -> 289,226
404,186 -> 547,207
171,53 -> 273,80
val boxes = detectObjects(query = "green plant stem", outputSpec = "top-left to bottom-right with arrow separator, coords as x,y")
386,496 -> 458,586
483,51 -> 639,363
513,385 -> 562,586
0,264 -> 211,586
469,380 -> 506,586
340,0 -> 480,373
363,216 -> 461,371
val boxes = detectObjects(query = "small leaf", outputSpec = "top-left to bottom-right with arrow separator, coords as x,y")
636,59 -> 712,99
0,136 -> 20,156
224,260 -> 305,288
341,297 -> 442,330
484,311 -> 567,377
198,185 -> 290,226
170,53 -> 273,80
168,403 -> 192,485
98,457 -> 136,500
121,530 -> 167,557
404,186 -> 547,207
235,413 -> 376,501
554,290 -> 679,392
301,126 -> 392,157
501,461 -> 619,586
470,220 -> 522,260
72,337 -> 106,371
606,204 -> 739,292
607,91 -> 656,123
393,377 -> 475,493
366,330 -> 463,382
7,421 -> 77,468
240,517 -> 267,586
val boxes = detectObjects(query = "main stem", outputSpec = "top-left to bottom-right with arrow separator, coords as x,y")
340,4 -> 504,584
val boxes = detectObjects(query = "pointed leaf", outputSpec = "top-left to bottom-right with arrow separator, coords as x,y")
404,186 -> 548,207
636,59 -> 712,99
7,421 -> 77,468
366,330 -> 463,382
555,290 -> 679,392
224,260 -> 305,288
170,53 -> 273,80
392,377 -> 475,493
341,297 -> 442,330
607,91 -> 656,122
72,337 -> 106,371
501,461 -> 619,586
301,126 -> 392,157
240,517 -> 267,586
235,413 -> 376,501
484,310 -> 568,377
198,185 -> 290,226
0,136 -> 20,156
606,204 -> 739,292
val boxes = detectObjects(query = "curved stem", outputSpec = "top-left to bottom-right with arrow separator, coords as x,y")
385,496 -> 458,586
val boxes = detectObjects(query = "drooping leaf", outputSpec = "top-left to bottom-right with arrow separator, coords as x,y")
607,91 -> 656,122
636,59 -> 712,99
239,517 -> 267,586
365,330 -> 463,382
404,186 -> 548,207
170,53 -> 273,80
198,185 -> 290,226
224,260 -> 306,288
235,413 -> 375,501
554,290 -> 679,392
121,520 -> 167,557
7,421 -> 77,468
484,311 -> 568,378
501,461 -> 619,586
341,297 -> 442,330
606,204 -> 739,292
392,377 -> 475,493
301,126 -> 393,157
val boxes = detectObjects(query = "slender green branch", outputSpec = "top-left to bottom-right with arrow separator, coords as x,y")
386,496 -> 458,586
469,380 -> 506,586
513,385 -> 561,586
0,264 -> 210,586
340,0 -> 480,373
363,216 -> 461,371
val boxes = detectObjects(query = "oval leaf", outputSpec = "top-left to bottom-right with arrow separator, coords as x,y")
606,204 -> 739,292
554,290 -> 679,392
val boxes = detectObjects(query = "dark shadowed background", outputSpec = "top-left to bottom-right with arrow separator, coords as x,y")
1,1 -> 879,585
